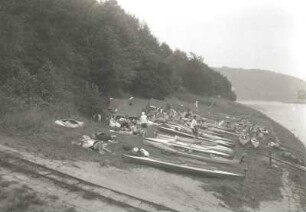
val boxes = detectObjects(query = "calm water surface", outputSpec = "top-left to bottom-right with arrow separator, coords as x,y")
241,101 -> 306,147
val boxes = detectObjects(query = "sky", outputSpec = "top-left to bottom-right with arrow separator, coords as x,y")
116,0 -> 306,80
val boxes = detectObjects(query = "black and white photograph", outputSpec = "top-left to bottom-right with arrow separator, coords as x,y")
0,0 -> 305,211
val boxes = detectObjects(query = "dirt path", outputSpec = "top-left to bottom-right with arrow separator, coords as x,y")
247,168 -> 304,212
279,170 -> 302,211
0,166 -> 129,212
0,143 -> 233,212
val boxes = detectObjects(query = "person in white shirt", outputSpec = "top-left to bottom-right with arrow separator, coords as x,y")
139,112 -> 148,128
129,96 -> 134,105
139,112 -> 148,136
195,100 -> 198,111
190,115 -> 198,136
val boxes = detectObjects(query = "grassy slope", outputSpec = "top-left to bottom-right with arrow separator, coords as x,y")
0,95 -> 305,210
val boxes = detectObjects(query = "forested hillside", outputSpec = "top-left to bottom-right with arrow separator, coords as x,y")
0,0 -> 236,118
216,67 -> 306,101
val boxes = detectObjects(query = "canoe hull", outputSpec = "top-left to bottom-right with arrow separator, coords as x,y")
239,136 -> 250,146
251,138 -> 259,149
123,154 -> 244,178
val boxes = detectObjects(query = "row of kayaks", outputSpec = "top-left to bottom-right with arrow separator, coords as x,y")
145,137 -> 233,158
124,119 -> 245,177
153,135 -> 234,155
143,137 -> 238,165
200,125 -> 239,137
166,121 -> 237,137
122,119 -> 246,179
158,125 -> 234,148
163,122 -> 233,142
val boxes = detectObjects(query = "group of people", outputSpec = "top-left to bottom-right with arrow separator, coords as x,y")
109,112 -> 149,136
109,104 -> 202,137
146,106 -> 200,136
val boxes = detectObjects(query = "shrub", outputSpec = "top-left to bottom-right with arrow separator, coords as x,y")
74,82 -> 107,118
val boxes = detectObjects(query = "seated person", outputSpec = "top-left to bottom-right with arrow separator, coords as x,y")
120,116 -> 130,129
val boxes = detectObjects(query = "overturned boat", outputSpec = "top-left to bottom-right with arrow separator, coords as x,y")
251,137 -> 259,149
238,134 -> 250,146
123,154 -> 245,178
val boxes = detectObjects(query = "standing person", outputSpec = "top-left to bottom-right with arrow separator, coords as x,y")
139,112 -> 148,136
194,100 -> 199,111
190,115 -> 198,137
129,96 -> 134,105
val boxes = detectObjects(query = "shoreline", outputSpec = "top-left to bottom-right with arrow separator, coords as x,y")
237,101 -> 306,160
283,100 -> 306,104
237,101 -> 306,210
239,100 -> 306,147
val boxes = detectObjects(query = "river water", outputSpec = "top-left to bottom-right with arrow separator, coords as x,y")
240,101 -> 306,147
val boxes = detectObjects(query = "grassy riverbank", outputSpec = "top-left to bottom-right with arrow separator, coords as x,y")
0,95 -> 305,211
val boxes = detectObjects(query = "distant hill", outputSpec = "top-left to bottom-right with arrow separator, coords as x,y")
215,67 -> 306,101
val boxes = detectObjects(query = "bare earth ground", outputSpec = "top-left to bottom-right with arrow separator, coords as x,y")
0,165 -> 129,212
0,97 -> 305,212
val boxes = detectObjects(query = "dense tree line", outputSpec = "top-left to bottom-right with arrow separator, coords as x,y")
0,0 -> 236,116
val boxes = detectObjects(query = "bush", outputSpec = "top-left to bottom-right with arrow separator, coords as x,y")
74,83 -> 107,118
